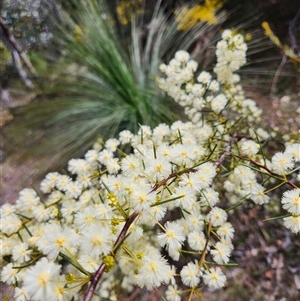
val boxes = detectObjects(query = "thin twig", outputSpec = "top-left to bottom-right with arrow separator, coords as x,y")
214,134 -> 238,168
83,211 -> 139,301
149,167 -> 198,193
270,55 -> 287,97
289,8 -> 300,56
0,17 -> 37,88
249,159 -> 298,189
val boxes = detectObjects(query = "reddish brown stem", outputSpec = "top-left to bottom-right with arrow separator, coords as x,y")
149,167 -> 197,193
83,263 -> 106,301
83,211 -> 139,301
249,159 -> 298,189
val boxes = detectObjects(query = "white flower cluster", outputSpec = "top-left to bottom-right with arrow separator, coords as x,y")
213,29 -> 247,84
1,30 -> 299,301
157,30 -> 261,124
1,122 -> 232,301
224,142 -> 300,233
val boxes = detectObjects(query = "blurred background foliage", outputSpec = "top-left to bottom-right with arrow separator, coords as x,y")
1,0 -> 53,50
2,0 -> 226,169
1,0 -> 299,173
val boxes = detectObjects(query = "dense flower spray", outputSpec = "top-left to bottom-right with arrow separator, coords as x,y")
1,29 -> 299,301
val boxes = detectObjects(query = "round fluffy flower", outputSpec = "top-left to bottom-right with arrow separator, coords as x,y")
185,213 -> 204,232
203,267 -> 226,288
46,275 -> 75,301
135,253 -> 170,290
55,175 -> 72,191
281,189 -> 300,215
271,152 -> 294,175
16,188 -> 40,211
65,181 -> 83,198
12,242 -> 32,263
0,203 -> 16,217
285,143 -> 300,162
46,190 -> 63,206
179,173 -> 201,191
170,144 -> 195,166
74,206 -> 101,230
98,149 -> 113,165
138,125 -> 152,137
211,93 -> 228,114
195,162 -> 217,189
121,154 -> 142,177
152,123 -> 171,141
157,221 -> 185,252
159,63 -> 167,72
80,224 -> 113,257
14,287 -> 30,301
77,254 -> 99,273
222,29 -> 233,40
130,187 -> 155,212
36,225 -> 78,260
106,158 -> 121,174
1,236 -> 17,257
144,157 -> 172,180
210,240 -> 232,264
208,79 -> 220,92
180,262 -> 201,287
197,71 -> 212,84
22,257 -> 61,301
250,183 -> 270,205
1,214 -> 22,235
84,149 -> 99,164
206,207 -> 227,227
188,230 -> 206,251
241,140 -> 260,156
77,172 -> 93,188
233,165 -> 256,183
147,204 -> 167,223
105,138 -> 120,152
68,158 -> 90,175
1,263 -> 20,285
165,284 -> 181,301
187,60 -> 198,72
32,205 -> 52,222
216,222 -> 235,240
200,188 -> 219,207
174,50 -> 190,63
191,83 -> 205,97
174,186 -> 197,211
283,214 -> 300,234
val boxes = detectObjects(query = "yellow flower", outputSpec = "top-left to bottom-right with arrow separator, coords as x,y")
175,0 -> 223,31
116,0 -> 143,26
262,21 -> 300,65
261,21 -> 273,37
74,25 -> 85,42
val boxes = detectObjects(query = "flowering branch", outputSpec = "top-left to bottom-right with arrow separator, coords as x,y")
149,167 -> 198,193
83,211 -> 139,301
214,134 -> 238,168
1,28 -> 299,301
249,159 -> 298,189
198,222 -> 211,268
113,212 -> 140,250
